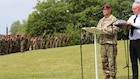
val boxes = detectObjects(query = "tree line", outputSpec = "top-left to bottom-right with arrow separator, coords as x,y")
10,0 -> 133,45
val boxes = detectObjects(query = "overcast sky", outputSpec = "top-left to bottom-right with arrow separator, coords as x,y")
0,0 -> 38,35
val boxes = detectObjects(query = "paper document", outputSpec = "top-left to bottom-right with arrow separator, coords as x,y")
114,20 -> 131,30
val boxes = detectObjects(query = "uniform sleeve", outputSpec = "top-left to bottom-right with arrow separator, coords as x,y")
96,19 -> 102,42
96,19 -> 102,28
104,17 -> 120,34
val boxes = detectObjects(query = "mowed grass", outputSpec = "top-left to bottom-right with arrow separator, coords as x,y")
0,40 -> 139,79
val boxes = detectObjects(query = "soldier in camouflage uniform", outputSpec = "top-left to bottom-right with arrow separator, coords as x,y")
58,34 -> 62,47
15,35 -> 21,52
41,30 -> 47,49
29,37 -> 34,51
5,36 -> 9,54
65,33 -> 70,46
97,4 -> 120,79
0,36 -> 5,55
53,35 -> 58,48
20,35 -> 26,52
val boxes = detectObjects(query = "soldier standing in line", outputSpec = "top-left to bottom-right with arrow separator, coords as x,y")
5,36 -> 9,54
1,36 -> 5,55
6,35 -> 10,54
65,33 -> 71,46
20,35 -> 26,52
29,37 -> 34,51
37,36 -> 41,49
33,36 -> 38,50
90,33 -> 94,43
85,32 -> 90,44
25,34 -> 30,51
13,35 -> 17,53
15,34 -> 21,52
97,4 -> 120,79
58,34 -> 62,47
80,31 -> 85,44
49,35 -> 54,48
10,35 -> 15,53
0,37 -> 2,55
41,30 -> 47,49
0,36 -> 2,55
46,35 -> 52,48
41,36 -> 47,49
32,36 -> 35,50
62,34 -> 66,46
46,35 -> 50,48
53,35 -> 58,48
8,35 -> 12,53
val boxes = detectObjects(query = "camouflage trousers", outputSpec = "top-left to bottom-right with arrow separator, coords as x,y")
100,44 -> 117,77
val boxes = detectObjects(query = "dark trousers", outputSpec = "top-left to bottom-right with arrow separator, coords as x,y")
130,40 -> 140,79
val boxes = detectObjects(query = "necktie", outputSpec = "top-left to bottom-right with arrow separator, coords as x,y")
131,15 -> 138,36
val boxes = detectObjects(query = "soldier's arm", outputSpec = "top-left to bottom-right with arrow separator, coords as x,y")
105,25 -> 120,34
104,17 -> 120,34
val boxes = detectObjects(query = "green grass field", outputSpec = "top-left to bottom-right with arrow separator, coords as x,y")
0,40 -> 139,79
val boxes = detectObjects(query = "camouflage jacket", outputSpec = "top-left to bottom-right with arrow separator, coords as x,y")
97,15 -> 119,45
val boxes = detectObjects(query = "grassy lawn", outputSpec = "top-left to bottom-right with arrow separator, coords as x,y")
0,40 -> 139,79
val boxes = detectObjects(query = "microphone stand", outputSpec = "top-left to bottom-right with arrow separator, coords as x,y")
80,29 -> 84,79
113,19 -> 130,79
114,19 -> 130,79
122,26 -> 130,79
93,10 -> 102,16
119,12 -> 131,79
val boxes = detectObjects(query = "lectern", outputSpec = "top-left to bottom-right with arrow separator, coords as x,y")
114,19 -> 131,79
82,27 -> 106,79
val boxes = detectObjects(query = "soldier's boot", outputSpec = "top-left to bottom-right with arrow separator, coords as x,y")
105,75 -> 110,79
109,76 -> 116,79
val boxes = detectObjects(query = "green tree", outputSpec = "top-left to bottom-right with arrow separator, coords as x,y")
26,0 -> 70,36
10,20 -> 21,35
16,19 -> 27,34
10,20 -> 27,35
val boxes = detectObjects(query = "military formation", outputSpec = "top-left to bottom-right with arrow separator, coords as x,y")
80,30 -> 94,44
0,33 -> 71,55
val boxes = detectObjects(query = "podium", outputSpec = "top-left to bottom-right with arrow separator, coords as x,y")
114,20 -> 131,79
82,27 -> 106,79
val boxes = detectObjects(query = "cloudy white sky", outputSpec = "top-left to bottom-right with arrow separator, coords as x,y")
0,0 -> 38,35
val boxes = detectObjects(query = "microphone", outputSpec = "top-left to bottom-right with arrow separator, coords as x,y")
121,11 -> 132,18
107,19 -> 118,27
93,10 -> 102,16
121,11 -> 129,15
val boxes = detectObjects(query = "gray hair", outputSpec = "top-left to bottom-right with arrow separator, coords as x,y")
133,2 -> 140,7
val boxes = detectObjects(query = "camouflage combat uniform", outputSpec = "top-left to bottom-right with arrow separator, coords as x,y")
20,36 -> 26,52
97,15 -> 119,77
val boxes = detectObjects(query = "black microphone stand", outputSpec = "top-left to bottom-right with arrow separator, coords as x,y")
93,10 -> 102,16
123,26 -> 130,79
80,30 -> 84,79
79,23 -> 84,79
120,13 -> 131,79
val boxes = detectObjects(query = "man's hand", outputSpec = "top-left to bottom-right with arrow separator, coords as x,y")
126,22 -> 132,26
